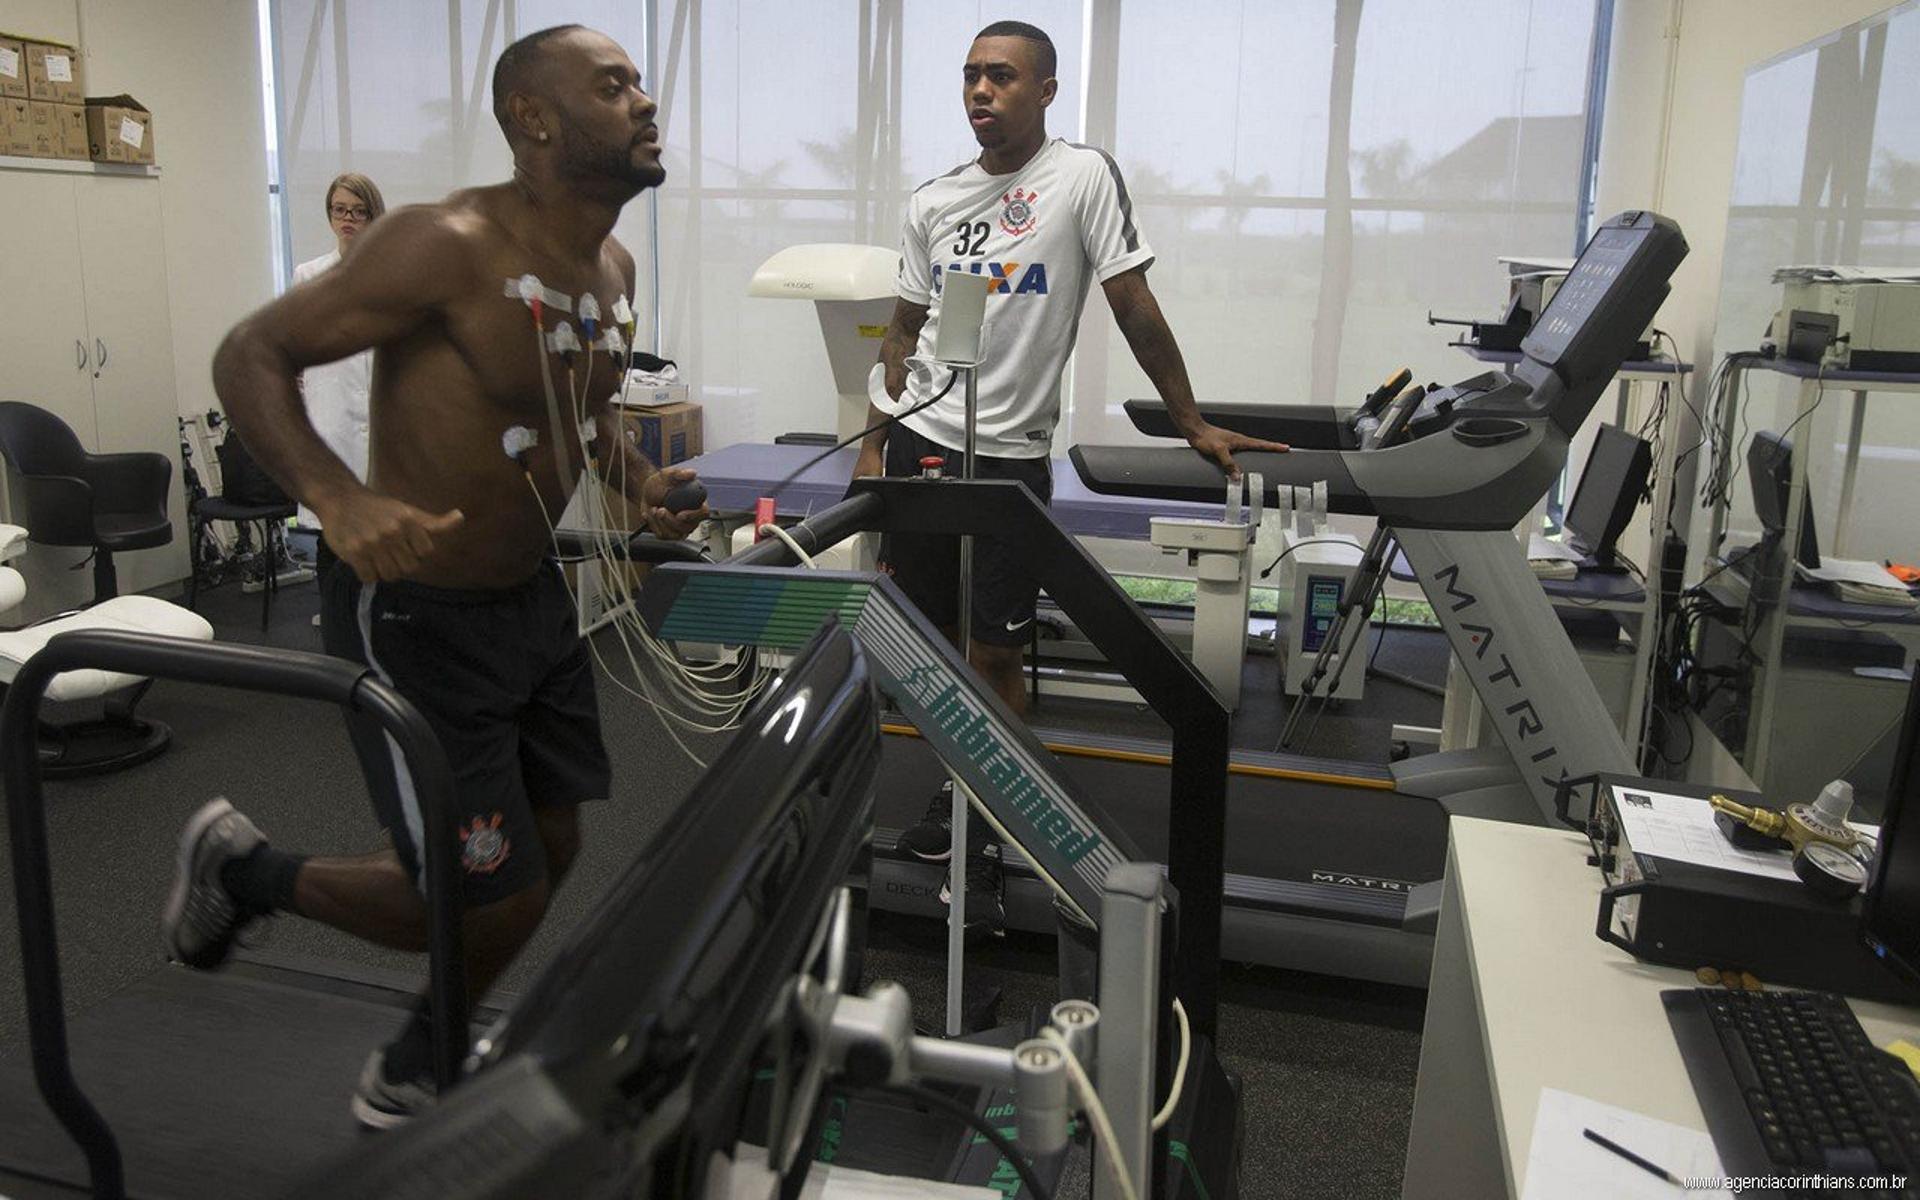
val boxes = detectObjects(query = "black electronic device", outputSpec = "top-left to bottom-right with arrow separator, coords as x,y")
1863,673 -> 1920,986
1782,309 -> 1841,364
295,622 -> 883,1200
1748,431 -> 1821,571
1563,425 -> 1653,567
1662,675 -> 1920,1193
1585,775 -> 1917,1003
1774,307 -> 1835,362
1426,294 -> 1531,352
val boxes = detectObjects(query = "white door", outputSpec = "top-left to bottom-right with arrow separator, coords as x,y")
0,170 -> 100,617
0,172 -> 96,442
77,175 -> 190,594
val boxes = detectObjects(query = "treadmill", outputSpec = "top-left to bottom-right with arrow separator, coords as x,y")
292,621 -> 1240,1200
0,535 -> 704,1200
1071,209 -> 1687,824
694,210 -> 1688,989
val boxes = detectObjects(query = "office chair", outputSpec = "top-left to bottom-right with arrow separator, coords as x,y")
0,401 -> 173,604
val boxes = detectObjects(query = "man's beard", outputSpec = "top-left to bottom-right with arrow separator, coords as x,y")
558,125 -> 666,191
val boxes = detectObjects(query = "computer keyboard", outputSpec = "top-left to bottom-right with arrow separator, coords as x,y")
1665,987 -> 1920,1189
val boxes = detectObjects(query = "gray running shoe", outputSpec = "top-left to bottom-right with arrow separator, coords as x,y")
161,798 -> 264,970
351,1047 -> 438,1130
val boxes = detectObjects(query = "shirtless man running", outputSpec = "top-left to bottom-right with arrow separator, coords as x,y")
159,25 -> 702,1128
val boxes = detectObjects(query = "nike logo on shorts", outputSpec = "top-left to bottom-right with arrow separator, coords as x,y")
1004,617 -> 1033,633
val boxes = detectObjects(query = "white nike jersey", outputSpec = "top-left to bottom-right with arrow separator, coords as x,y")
891,138 -> 1153,458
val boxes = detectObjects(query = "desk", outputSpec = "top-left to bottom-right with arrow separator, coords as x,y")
1401,818 -> 1920,1198
1702,359 -> 1920,785
680,441 -> 1221,540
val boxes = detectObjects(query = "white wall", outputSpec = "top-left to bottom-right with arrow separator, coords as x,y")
1,1 -> 78,44
76,0 -> 276,426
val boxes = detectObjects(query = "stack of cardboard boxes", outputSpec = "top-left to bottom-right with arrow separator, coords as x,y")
618,382 -> 703,467
0,33 -> 154,164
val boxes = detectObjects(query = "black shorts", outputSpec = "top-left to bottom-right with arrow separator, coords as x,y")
322,560 -> 611,906
879,423 -> 1052,648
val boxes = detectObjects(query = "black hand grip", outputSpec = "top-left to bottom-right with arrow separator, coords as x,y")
663,479 -> 707,513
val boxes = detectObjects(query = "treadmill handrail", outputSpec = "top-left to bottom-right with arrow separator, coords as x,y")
1,630 -> 466,1200
550,528 -> 710,565
1123,397 -> 1358,450
711,479 -> 1232,1041
859,476 -> 1231,1038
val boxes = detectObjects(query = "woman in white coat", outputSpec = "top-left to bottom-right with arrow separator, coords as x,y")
293,172 -> 385,586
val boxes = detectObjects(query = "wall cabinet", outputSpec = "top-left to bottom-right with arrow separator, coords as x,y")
0,161 -> 189,615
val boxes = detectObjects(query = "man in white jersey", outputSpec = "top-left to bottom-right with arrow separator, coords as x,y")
853,20 -> 1288,928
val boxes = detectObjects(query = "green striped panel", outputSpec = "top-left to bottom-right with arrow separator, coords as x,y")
656,573 -> 870,648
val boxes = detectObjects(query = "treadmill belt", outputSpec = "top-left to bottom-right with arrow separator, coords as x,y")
0,963 -> 417,1199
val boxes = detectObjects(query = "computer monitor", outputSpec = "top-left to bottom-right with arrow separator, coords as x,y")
1747,430 -> 1821,570
292,621 -> 883,1200
1862,673 -> 1920,987
1563,424 -> 1653,565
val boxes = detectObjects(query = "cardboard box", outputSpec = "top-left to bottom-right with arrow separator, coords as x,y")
24,99 -> 58,157
0,97 -> 29,156
51,101 -> 85,160
19,38 -> 82,104
0,38 -> 26,100
84,95 -> 151,164
623,400 -> 702,467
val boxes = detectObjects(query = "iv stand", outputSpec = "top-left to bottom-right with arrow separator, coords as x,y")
929,270 -> 991,1038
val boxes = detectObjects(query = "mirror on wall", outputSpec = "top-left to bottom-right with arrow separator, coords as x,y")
1698,1 -> 1920,809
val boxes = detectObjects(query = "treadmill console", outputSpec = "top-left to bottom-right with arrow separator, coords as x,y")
1515,211 -> 1687,431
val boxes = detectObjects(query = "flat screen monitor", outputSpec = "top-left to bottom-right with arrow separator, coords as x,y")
1564,424 -> 1653,564
1747,431 -> 1821,570
292,621 -> 883,1200
1863,673 -> 1920,986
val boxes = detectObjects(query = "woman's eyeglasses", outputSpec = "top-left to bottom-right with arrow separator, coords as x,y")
329,204 -> 372,222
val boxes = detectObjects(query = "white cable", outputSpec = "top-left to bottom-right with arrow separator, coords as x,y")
1150,997 -> 1190,1132
529,470 -> 771,764
520,299 -> 783,766
1040,1027 -> 1141,1200
758,523 -> 818,568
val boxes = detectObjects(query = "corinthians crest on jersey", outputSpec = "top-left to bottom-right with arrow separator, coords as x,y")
1000,187 -> 1038,237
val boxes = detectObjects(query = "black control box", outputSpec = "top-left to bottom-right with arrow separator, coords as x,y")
1581,775 -> 1920,1003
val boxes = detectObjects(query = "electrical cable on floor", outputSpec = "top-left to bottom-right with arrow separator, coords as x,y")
855,1083 -> 1056,1200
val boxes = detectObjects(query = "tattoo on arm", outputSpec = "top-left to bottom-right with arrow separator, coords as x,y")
871,299 -> 930,450
1107,271 -> 1204,436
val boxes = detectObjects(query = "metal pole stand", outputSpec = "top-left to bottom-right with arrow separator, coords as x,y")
946,360 -> 979,1036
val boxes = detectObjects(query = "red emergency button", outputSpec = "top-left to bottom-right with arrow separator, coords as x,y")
918,455 -> 946,479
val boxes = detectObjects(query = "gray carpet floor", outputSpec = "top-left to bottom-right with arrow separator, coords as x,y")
0,570 -> 1429,1199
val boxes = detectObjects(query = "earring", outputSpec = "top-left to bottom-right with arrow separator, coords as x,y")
538,131 -> 549,142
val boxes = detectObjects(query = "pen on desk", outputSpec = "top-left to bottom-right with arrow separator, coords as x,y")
1583,1128 -> 1683,1186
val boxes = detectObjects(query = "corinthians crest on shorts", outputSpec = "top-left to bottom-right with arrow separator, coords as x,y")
1000,187 -> 1038,238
